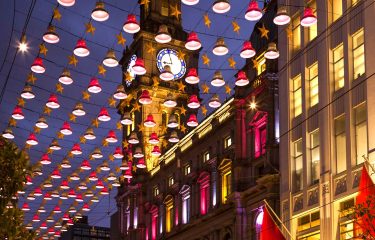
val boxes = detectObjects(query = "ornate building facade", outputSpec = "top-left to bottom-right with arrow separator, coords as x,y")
115,0 -> 280,239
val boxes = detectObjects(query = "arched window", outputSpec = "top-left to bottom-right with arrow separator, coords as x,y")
161,0 -> 169,16
255,209 -> 264,238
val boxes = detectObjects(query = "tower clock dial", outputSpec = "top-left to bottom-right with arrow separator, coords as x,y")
126,54 -> 137,86
157,48 -> 186,80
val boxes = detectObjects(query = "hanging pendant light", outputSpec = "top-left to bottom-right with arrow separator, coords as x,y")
78,182 -> 87,190
212,0 -> 231,13
103,49 -> 118,67
25,224 -> 33,230
112,179 -> 121,187
211,71 -> 225,87
31,57 -> 46,74
68,189 -> 76,198
26,133 -> 38,145
124,168 -> 133,179
91,1 -> 109,22
21,203 -> 30,211
67,219 -> 74,226
44,192 -> 52,200
82,203 -> 91,211
144,114 -> 156,128
51,169 -> 61,179
59,68 -> 73,85
113,85 -> 127,100
21,84 -> 35,99
120,161 -> 130,170
128,132 -> 139,144
139,90 -> 152,104
55,222 -> 62,228
240,41 -> 256,59
60,121 -> 73,135
212,38 -> 229,56
43,180 -> 53,188
301,7 -> 317,27
25,176 -> 33,185
53,205 -> 62,213
98,107 -> 111,121
182,0 -> 199,5
245,0 -> 263,21
209,94 -> 221,108
89,171 -> 98,181
76,194 -> 83,202
105,130 -> 118,143
160,65 -> 174,81
264,42 -> 279,59
49,139 -> 61,150
71,143 -> 82,155
155,25 -> 172,43
40,154 -> 51,165
185,32 -> 202,51
57,0 -> 75,7
114,146 -> 124,159
34,187 -> 43,197
27,193 -> 35,201
60,180 -> 69,190
108,172 -> 117,181
46,94 -> 60,109
132,58 -> 146,75
32,214 -> 40,222
54,231 -> 61,238
80,159 -> 91,170
100,187 -> 109,195
91,196 -> 100,202
68,206 -> 76,213
273,6 -> 290,25
51,190 -> 60,198
100,161 -> 110,171
74,39 -> 90,57
121,112 -> 132,125
46,216 -> 55,222
168,131 -> 180,143
167,114 -> 179,128
84,128 -> 96,140
43,25 -> 60,44
123,14 -> 140,33
187,95 -> 200,109
72,102 -> 85,116
61,158 -> 71,168
33,166 -> 43,176
187,114 -> 198,127
149,132 -> 159,145
185,68 -> 200,84
92,147 -> 103,158
2,128 -> 14,139
136,158 -> 146,168
70,172 -> 80,181
151,146 -> 161,156
235,71 -> 249,86
12,106 -> 24,120
134,147 -> 144,158
38,206 -> 46,213
87,77 -> 102,93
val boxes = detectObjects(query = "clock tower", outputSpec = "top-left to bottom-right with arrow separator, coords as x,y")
119,0 -> 200,171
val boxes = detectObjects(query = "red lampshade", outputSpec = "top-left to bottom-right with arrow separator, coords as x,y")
187,114 -> 198,127
60,180 -> 69,189
105,130 -> 118,143
21,203 -> 30,211
139,90 -> 152,105
51,169 -> 61,179
212,0 -> 231,14
91,1 -> 109,22
44,192 -> 52,200
151,146 -> 161,156
25,175 -> 33,185
88,77 -> 102,93
67,218 -> 74,226
74,39 -> 90,57
136,158 -> 147,168
82,203 -> 90,211
40,154 -> 51,165
240,41 -> 256,59
32,214 -> 40,222
12,106 -> 24,120
46,94 -> 60,109
132,58 -> 146,75
31,57 -> 46,74
26,133 -> 38,145
53,205 -> 62,213
48,228 -> 55,235
89,171 -> 98,181
34,187 -> 43,196
236,71 -> 249,86
81,159 -> 91,170
60,121 -> 72,135
185,68 -> 200,84
71,143 -> 82,155
98,107 -> 111,121
100,187 -> 109,195
123,14 -> 140,34
187,95 -> 200,109
124,168 -> 133,179
149,132 -> 159,145
113,146 -> 124,159
76,194 -> 83,202
54,231 -> 61,237
58,0 -> 75,7
96,179 -> 104,189
43,25 -> 60,44
144,114 -> 156,128
301,7 -> 317,27
185,32 -> 201,51
62,214 -> 70,221
68,189 -> 76,198
245,0 -> 263,21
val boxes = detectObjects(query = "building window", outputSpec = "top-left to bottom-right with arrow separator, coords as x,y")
310,130 -> 320,185
332,0 -> 343,22
165,204 -> 173,232
257,56 -> 266,76
292,75 -> 302,117
153,186 -> 159,197
151,210 -> 158,240
352,29 -> 365,79
184,164 -> 191,175
309,63 -> 319,107
307,0 -> 317,41
221,171 -> 232,203
339,198 -> 356,239
351,0 -> 360,6
333,44 -> 345,91
297,211 -> 320,239
292,15 -> 301,52
354,103 -> 367,164
335,115 -> 346,173
198,173 -> 210,215
224,136 -> 232,149
168,176 -> 174,187
293,139 -> 303,191
162,111 -> 168,127
203,151 -> 210,162
182,195 -> 190,224
161,0 -> 169,16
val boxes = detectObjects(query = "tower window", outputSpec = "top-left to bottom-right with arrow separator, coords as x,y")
354,103 -> 367,164
308,62 -> 319,107
168,176 -> 174,186
292,15 -> 301,53
203,151 -> 210,162
333,44 -> 345,91
184,164 -> 191,175
161,0 -> 169,16
307,0 -> 317,41
352,29 -> 365,79
291,75 -> 302,117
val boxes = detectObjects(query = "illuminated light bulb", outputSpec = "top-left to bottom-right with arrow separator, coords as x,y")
103,49 -> 118,67
59,68 -> 73,85
132,58 -> 146,75
245,0 -> 263,21
43,25 -> 60,44
155,25 -> 172,44
18,35 -> 28,52
57,0 -> 75,7
187,95 -> 200,109
139,90 -> 152,105
212,38 -> 228,56
91,1 -> 109,22
301,7 -> 317,27
250,101 -> 257,110
235,71 -> 249,86
240,41 -> 256,59
212,0 -> 231,13
123,14 -> 140,34
185,68 -> 200,84
87,77 -> 102,93
211,71 -> 225,87
273,6 -> 290,25
187,114 -> 198,127
185,32 -> 201,51
73,39 -> 90,57
46,94 -> 60,109
264,42 -> 279,59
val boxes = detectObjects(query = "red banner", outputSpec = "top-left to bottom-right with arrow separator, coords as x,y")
260,206 -> 286,240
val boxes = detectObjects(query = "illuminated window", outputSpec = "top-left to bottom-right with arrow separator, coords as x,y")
352,29 -> 365,79
297,211 -> 320,239
198,172 -> 210,215
292,15 -> 301,52
352,0 -> 360,6
309,63 -> 319,107
293,139 -> 303,191
332,0 -> 343,22
182,195 -> 190,224
127,113 -> 135,136
333,44 -> 345,90
335,115 -> 346,173
307,0 -> 317,41
153,186 -> 159,197
354,103 -> 367,164
203,151 -> 210,162
221,171 -> 232,203
161,0 -> 169,16
310,130 -> 320,185
224,136 -> 232,149
257,56 -> 266,76
162,111 -> 168,127
292,75 -> 302,117
184,164 -> 191,175
134,197 -> 138,229
168,176 -> 174,187
339,198 -> 356,240
165,205 -> 173,232
150,207 -> 158,240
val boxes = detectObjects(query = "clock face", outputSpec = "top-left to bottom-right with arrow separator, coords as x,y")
157,48 -> 186,80
126,54 -> 137,86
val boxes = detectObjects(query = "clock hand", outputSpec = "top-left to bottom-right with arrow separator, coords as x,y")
168,53 -> 173,65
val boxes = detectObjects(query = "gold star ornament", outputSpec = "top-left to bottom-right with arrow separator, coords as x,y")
225,84 -> 232,95
39,43 -> 48,56
56,83 -> 64,94
27,72 -> 37,84
68,55 -> 78,67
202,83 -> 210,94
170,4 -> 181,19
204,13 -> 211,28
82,91 -> 91,102
116,32 -> 126,46
258,24 -> 269,39
232,21 -> 240,34
85,22 -> 96,35
202,54 -> 210,66
98,64 -> 106,76
108,97 -> 117,107
228,57 -> 236,69
53,7 -> 62,21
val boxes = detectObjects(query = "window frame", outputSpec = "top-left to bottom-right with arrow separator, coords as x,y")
292,75 -> 302,117
333,44 -> 345,91
352,29 -> 365,80
309,129 -> 320,185
308,62 -> 319,107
